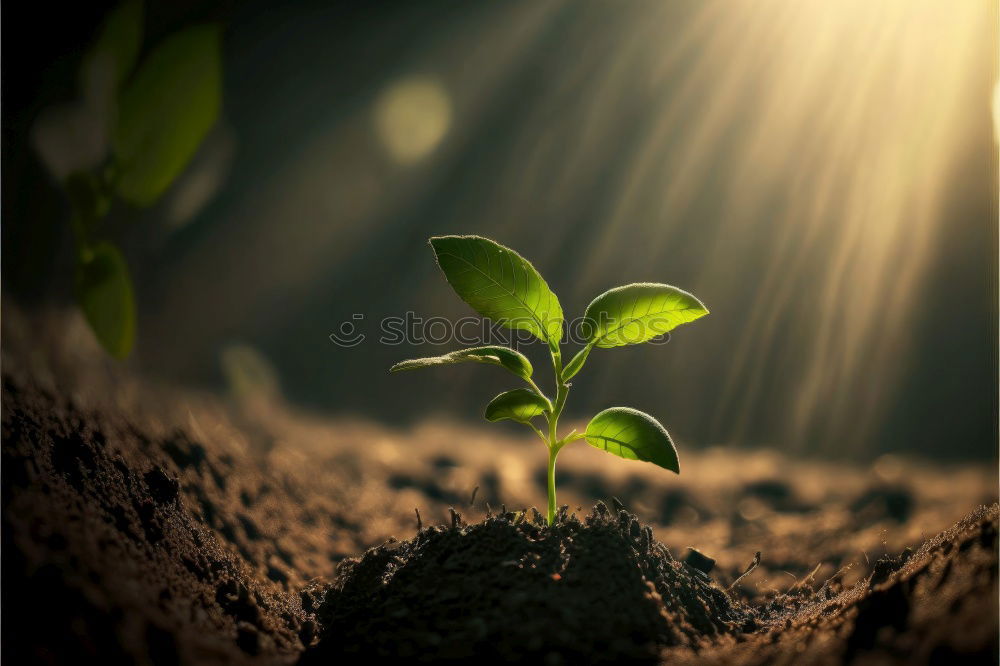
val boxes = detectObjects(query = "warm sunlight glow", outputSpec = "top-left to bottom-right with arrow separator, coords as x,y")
559,0 -> 994,454
993,79 -> 1000,145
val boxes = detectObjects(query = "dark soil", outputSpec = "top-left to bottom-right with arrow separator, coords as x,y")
2,310 -> 998,664
2,375 -> 307,665
305,504 -> 753,664
302,504 -> 998,665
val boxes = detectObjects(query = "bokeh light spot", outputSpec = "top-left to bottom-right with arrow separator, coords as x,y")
374,75 -> 451,165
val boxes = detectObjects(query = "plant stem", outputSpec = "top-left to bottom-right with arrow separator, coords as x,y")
546,443 -> 560,525
528,421 -> 548,444
544,345 -> 570,525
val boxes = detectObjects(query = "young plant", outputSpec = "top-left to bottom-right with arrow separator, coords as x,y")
391,235 -> 709,525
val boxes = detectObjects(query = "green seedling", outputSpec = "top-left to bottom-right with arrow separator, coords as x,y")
391,235 -> 709,525
34,0 -> 222,358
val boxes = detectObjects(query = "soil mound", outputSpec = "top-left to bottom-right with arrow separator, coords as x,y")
303,505 -> 759,664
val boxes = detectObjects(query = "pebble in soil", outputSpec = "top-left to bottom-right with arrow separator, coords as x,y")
302,503 -> 760,664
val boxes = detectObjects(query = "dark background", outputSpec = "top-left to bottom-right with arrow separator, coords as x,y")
4,0 -> 997,460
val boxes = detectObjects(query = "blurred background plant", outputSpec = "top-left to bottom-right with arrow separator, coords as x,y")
29,0 -> 221,358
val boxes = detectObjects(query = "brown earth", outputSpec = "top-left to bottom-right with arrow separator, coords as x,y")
2,309 -> 998,664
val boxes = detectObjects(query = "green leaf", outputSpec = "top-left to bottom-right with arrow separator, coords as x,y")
484,389 -> 549,424
584,283 -> 707,348
83,0 -> 143,91
584,407 -> 679,473
429,235 -> 563,345
76,242 -> 136,359
113,24 -> 222,206
390,345 -> 533,379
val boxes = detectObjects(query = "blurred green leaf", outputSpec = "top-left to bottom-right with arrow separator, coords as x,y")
390,345 -> 533,380
113,23 -> 222,206
429,235 -> 563,345
584,283 -> 708,348
484,388 -> 549,424
584,407 -> 679,472
76,242 -> 136,359
83,0 -> 143,92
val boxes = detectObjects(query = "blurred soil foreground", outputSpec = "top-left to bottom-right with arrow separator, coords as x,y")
2,309 -> 997,664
